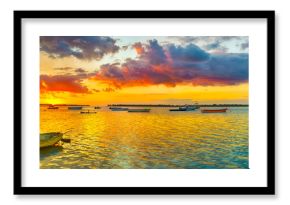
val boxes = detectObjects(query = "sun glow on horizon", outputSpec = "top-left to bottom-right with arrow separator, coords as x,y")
40,83 -> 248,105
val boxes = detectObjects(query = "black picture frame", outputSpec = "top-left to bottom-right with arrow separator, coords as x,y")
14,10 -> 275,195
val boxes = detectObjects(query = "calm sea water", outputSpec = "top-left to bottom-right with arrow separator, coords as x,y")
40,106 -> 248,169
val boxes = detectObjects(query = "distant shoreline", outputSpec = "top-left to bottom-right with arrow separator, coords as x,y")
40,103 -> 248,107
107,104 -> 249,107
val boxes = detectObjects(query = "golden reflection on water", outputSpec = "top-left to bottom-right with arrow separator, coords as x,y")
40,107 -> 248,169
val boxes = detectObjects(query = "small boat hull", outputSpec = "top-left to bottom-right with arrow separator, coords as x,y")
201,108 -> 228,113
170,109 -> 186,111
40,132 -> 63,148
110,107 -> 129,111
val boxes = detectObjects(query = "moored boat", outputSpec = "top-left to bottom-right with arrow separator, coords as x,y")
94,106 -> 101,109
68,106 -> 82,110
201,108 -> 228,113
169,106 -> 197,111
110,107 -> 129,111
40,132 -> 63,148
128,108 -> 150,112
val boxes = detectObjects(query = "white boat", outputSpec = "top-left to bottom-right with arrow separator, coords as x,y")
40,132 -> 63,148
169,106 -> 197,111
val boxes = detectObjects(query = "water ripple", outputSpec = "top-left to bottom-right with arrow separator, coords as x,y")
40,107 -> 248,169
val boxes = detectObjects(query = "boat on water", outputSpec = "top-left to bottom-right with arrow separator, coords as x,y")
80,110 -> 97,114
201,108 -> 228,113
110,107 -> 129,111
68,106 -> 82,110
128,108 -> 150,112
94,106 -> 101,109
48,105 -> 59,109
169,106 -> 197,112
40,132 -> 63,148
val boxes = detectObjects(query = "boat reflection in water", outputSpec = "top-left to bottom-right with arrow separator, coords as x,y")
40,146 -> 64,160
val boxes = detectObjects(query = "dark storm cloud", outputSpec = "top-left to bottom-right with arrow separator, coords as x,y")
171,36 -> 247,53
142,40 -> 167,65
133,40 -> 167,65
93,40 -> 248,87
40,36 -> 120,60
168,43 -> 210,62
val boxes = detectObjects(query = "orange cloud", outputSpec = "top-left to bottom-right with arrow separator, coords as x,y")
132,42 -> 145,55
40,74 -> 90,93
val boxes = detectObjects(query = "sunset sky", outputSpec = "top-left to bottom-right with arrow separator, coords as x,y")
40,36 -> 249,105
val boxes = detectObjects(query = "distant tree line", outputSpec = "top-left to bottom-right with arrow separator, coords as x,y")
40,103 -> 248,107
107,104 -> 249,107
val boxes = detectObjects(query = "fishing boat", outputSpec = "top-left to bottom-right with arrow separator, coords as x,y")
48,105 -> 59,109
110,107 -> 129,111
128,108 -> 150,112
94,106 -> 101,109
68,106 -> 82,110
80,110 -> 97,114
40,132 -> 63,148
169,106 -> 197,111
201,108 -> 228,113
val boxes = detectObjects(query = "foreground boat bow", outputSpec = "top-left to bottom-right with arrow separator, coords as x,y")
40,132 -> 63,148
